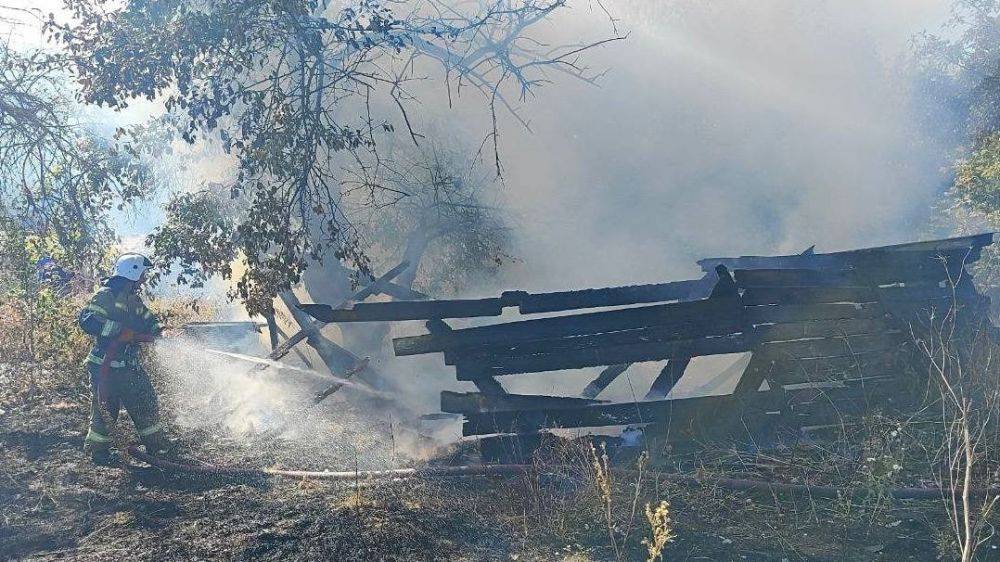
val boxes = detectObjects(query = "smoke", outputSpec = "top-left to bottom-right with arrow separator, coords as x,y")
152,329 -> 428,467
367,0 -> 962,402
95,0 -> 969,442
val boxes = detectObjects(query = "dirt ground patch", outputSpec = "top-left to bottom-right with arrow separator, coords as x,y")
2,388 -> 998,561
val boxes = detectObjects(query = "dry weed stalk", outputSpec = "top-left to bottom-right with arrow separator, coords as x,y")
642,500 -> 675,562
911,271 -> 1000,562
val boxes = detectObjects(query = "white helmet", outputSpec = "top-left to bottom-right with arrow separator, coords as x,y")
113,253 -> 153,281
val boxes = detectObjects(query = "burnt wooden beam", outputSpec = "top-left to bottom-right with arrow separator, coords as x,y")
700,233 -> 993,274
455,333 -> 749,379
702,245 -> 986,279
312,358 -> 371,404
580,364 -> 631,399
425,319 -> 506,397
461,391 -> 785,436
394,297 -> 743,357
745,302 -> 887,325
441,321 -> 744,364
754,318 -> 891,343
303,276 -> 719,324
278,291 -> 365,374
302,297 -> 505,323
513,276 -> 715,313
644,358 -> 691,400
379,282 -> 429,301
269,261 -> 411,362
441,391 -> 604,413
759,333 -> 906,361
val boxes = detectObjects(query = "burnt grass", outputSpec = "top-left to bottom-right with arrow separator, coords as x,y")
2,387 -> 998,561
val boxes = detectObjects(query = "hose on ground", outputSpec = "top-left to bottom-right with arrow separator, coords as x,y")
127,446 -> 1000,500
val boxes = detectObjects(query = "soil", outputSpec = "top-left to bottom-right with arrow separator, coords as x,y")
2,385 -> 998,561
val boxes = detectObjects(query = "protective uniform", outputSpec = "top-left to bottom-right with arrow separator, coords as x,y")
78,254 -> 168,462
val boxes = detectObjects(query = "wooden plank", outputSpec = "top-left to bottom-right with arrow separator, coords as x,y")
270,261 -> 411,361
393,297 -> 742,356
440,391 -> 605,414
755,318 -> 890,343
735,269 -> 854,288
441,319 -> 744,364
461,390 -> 785,436
742,286 -> 878,306
581,364 -> 631,399
299,297 -> 505,323
700,233 -> 993,274
760,333 -> 904,360
746,302 -> 886,324
513,277 -> 714,313
768,352 -> 903,381
699,253 -> 841,272
645,358 -> 691,400
427,320 -> 506,397
846,232 -> 993,254
299,276 -> 719,323
455,334 -> 749,379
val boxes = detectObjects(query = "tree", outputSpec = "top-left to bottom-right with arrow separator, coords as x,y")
49,0 -> 618,315
917,1 -> 1000,293
0,42 -> 147,276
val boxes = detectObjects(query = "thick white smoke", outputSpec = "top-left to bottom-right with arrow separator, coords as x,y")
386,0 -> 961,401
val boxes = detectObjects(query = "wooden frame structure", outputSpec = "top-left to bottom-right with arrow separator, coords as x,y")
300,233 -> 997,457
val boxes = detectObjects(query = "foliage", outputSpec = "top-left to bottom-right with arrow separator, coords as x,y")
0,218 -> 91,394
47,0 -> 617,314
146,188 -> 239,289
361,140 -> 511,295
953,134 -> 1000,220
0,43 -> 147,279
918,1 -> 1000,295
914,0 -> 1000,143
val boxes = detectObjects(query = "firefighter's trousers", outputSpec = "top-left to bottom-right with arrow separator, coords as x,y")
84,366 -> 166,451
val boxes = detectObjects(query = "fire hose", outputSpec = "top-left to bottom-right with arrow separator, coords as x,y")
126,446 -> 1000,500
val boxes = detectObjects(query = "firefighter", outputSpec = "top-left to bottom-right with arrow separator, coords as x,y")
78,253 -> 171,465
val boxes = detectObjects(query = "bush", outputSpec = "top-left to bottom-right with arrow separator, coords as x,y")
0,220 -> 96,397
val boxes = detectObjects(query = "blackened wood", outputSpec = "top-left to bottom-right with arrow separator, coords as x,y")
644,358 -> 692,400
455,333 -> 749,379
732,350 -> 778,395
278,291 -> 365,373
746,302 -> 886,325
709,265 -> 739,298
313,358 -> 371,404
755,318 -> 890,343
760,333 -> 904,360
441,319 -> 745,364
735,269 -> 854,288
767,352 -> 902,381
271,261 -> 410,361
379,282 -> 429,301
300,297 -> 505,323
581,364 -> 631,399
394,297 -> 742,356
700,233 -> 992,274
440,391 -> 605,413
742,286 -> 879,306
425,320 -> 507,397
514,277 -> 715,314
461,391 -> 785,436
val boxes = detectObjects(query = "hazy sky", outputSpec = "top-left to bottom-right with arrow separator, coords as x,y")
2,0 -> 963,288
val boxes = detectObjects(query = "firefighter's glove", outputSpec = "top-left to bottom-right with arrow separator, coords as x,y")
117,328 -> 137,342
117,328 -> 157,344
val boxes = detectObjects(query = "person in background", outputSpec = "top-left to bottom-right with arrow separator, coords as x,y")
35,256 -> 74,294
78,253 -> 173,465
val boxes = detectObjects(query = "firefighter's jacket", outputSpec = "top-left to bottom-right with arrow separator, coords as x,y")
78,277 -> 162,371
